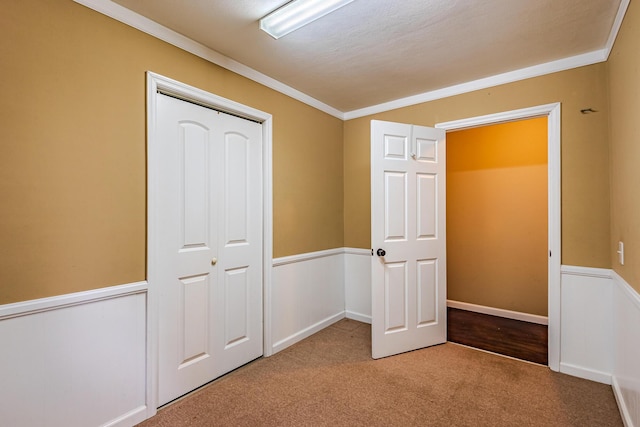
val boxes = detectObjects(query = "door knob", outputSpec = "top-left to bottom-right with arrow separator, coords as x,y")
376,248 -> 386,257
211,257 -> 218,266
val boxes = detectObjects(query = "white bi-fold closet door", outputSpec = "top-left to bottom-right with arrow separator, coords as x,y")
155,93 -> 263,405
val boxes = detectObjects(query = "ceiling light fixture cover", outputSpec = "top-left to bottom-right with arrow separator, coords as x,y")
260,0 -> 354,39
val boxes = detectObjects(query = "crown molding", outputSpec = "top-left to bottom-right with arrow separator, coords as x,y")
73,0 -> 344,119
75,0 -> 629,122
342,50 -> 607,120
604,0 -> 630,59
343,0 -> 628,119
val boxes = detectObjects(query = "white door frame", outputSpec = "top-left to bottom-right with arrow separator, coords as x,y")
145,71 -> 273,415
435,102 -> 561,372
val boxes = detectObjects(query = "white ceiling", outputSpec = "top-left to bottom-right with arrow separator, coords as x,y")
109,0 -> 623,115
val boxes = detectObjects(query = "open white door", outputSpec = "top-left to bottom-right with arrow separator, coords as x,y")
371,120 -> 446,359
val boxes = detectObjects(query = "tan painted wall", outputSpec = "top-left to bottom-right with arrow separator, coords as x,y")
607,0 -> 640,293
0,0 -> 344,304
344,64 -> 611,271
447,118 -> 548,316
3,1 -> 631,305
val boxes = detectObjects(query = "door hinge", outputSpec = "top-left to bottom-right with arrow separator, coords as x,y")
371,249 -> 374,256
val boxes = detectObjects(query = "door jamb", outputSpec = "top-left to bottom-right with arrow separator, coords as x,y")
145,71 -> 274,416
435,103 -> 561,372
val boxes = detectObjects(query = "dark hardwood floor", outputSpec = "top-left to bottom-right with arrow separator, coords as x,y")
447,307 -> 548,365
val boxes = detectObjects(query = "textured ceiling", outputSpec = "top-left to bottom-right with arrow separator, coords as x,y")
112,0 -> 622,112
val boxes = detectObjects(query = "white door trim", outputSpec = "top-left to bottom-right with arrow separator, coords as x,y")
435,102 -> 561,371
146,72 -> 273,414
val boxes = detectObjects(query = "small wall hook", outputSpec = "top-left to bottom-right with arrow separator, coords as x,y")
580,108 -> 597,114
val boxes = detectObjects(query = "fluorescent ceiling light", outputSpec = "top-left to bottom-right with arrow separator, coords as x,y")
260,0 -> 355,39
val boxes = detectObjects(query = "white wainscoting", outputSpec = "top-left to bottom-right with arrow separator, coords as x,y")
271,249 -> 346,354
3,258 -> 636,426
0,282 -> 148,427
344,248 -> 372,323
611,271 -> 640,427
559,265 -> 613,384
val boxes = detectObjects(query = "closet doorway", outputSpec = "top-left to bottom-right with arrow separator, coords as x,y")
435,104 -> 561,369
146,72 -> 274,411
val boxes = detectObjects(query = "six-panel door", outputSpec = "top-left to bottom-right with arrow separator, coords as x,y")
371,120 -> 447,359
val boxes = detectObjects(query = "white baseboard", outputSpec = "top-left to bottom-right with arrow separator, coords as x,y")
271,311 -> 345,354
612,376 -> 635,427
102,405 -> 149,427
559,362 -> 612,385
446,300 -> 548,325
345,310 -> 372,324
271,250 -> 346,354
270,247 -> 371,354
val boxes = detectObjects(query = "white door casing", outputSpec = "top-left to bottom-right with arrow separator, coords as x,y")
147,72 -> 273,414
435,103 -> 561,371
371,120 -> 447,359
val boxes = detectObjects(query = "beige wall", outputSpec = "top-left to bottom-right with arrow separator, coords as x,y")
0,0 -> 344,304
608,0 -> 640,293
3,1 -> 635,305
447,118 -> 548,316
344,64 -> 611,271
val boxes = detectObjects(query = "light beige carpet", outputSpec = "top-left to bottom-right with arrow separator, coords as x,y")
138,319 -> 622,426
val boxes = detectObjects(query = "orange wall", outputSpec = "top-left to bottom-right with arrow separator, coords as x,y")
447,118 -> 548,316
0,0 -> 344,304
